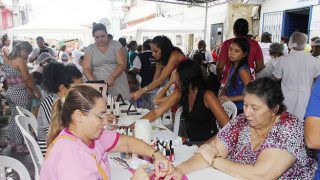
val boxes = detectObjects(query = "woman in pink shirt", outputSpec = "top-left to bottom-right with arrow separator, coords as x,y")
40,85 -> 173,180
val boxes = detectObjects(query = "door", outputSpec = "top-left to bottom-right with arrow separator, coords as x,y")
210,23 -> 223,51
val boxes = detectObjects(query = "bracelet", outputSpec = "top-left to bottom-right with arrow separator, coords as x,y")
144,86 -> 148,93
151,149 -> 159,161
211,155 -> 221,169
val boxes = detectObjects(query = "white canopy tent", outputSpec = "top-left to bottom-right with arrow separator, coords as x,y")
121,17 -> 203,52
6,23 -> 92,45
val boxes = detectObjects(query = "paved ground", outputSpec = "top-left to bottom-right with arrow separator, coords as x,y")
0,123 -> 35,179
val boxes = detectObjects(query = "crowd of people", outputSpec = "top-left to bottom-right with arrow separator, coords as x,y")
0,17 -> 320,179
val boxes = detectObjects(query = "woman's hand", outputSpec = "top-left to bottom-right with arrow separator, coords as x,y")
164,167 -> 184,180
106,76 -> 115,87
196,144 -> 219,164
34,90 -> 41,100
131,166 -> 150,180
153,151 -> 174,179
218,95 -> 230,103
131,89 -> 144,100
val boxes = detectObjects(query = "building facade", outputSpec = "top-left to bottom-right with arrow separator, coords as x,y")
260,0 -> 320,42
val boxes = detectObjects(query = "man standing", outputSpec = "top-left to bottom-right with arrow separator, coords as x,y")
216,18 -> 264,83
28,36 -> 56,63
132,39 -> 156,88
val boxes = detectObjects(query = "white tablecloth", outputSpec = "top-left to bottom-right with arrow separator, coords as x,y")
110,105 -> 234,179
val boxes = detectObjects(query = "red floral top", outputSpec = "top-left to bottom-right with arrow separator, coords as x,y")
217,112 -> 316,179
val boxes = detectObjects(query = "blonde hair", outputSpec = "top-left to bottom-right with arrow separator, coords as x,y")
47,85 -> 102,145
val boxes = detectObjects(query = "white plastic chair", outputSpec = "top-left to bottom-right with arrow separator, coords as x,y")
0,155 -> 31,180
173,107 -> 183,135
15,115 -> 43,180
161,110 -> 173,127
222,101 -> 237,120
16,106 -> 38,137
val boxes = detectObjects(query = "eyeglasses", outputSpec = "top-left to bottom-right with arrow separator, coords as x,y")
81,109 -> 108,121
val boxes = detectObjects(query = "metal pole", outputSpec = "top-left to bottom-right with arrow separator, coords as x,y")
204,1 -> 208,41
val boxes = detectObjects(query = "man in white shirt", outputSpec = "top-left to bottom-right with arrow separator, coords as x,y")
189,40 -> 213,63
273,32 -> 320,120
28,36 -> 56,63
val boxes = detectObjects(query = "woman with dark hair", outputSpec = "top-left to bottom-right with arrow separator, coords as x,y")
143,60 -> 229,145
131,35 -> 186,100
83,23 -> 129,99
167,78 -> 316,179
219,37 -> 251,114
37,63 -> 82,141
41,85 -> 173,180
3,41 -> 41,154
1,34 -> 11,59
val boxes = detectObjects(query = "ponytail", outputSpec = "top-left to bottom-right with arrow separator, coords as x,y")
47,99 -> 64,146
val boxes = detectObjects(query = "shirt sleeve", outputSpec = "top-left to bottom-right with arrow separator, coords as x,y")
217,41 -> 229,63
113,41 -> 123,53
254,41 -> 264,61
98,130 -> 120,151
314,59 -> 320,77
305,77 -> 320,117
133,56 -> 141,69
217,114 -> 246,152
206,50 -> 213,62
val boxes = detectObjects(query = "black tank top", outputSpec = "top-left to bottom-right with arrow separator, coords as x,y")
183,89 -> 218,142
138,51 -> 156,87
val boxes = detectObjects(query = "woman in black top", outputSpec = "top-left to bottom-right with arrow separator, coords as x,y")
143,60 -> 229,144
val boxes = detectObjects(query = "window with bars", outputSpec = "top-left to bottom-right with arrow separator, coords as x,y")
262,11 -> 283,42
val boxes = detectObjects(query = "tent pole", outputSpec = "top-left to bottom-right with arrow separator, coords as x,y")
204,1 -> 208,42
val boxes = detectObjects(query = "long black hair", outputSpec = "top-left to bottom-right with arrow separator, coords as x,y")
151,36 -> 183,66
177,60 -> 205,121
228,37 -> 250,88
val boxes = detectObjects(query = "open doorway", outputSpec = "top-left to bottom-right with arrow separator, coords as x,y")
283,7 -> 310,38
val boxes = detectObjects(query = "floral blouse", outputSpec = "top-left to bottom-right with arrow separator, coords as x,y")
217,112 -> 317,179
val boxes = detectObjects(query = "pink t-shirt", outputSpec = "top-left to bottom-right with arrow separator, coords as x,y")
40,128 -> 119,180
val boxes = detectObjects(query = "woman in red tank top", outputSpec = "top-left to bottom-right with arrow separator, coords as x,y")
131,35 -> 186,100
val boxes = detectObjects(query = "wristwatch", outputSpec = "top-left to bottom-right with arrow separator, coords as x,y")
144,86 -> 148,93
211,155 -> 222,169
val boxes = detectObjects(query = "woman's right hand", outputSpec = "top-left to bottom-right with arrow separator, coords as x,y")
131,89 -> 144,100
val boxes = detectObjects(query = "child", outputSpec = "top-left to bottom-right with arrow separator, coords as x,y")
218,38 -> 251,114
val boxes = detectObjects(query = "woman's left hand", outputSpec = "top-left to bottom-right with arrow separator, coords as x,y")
106,76 -> 115,87
153,152 -> 174,179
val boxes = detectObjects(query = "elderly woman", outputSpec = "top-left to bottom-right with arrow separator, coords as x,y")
256,42 -> 284,78
273,32 -> 320,120
41,85 -> 173,180
83,23 -> 130,99
166,78 -> 316,180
